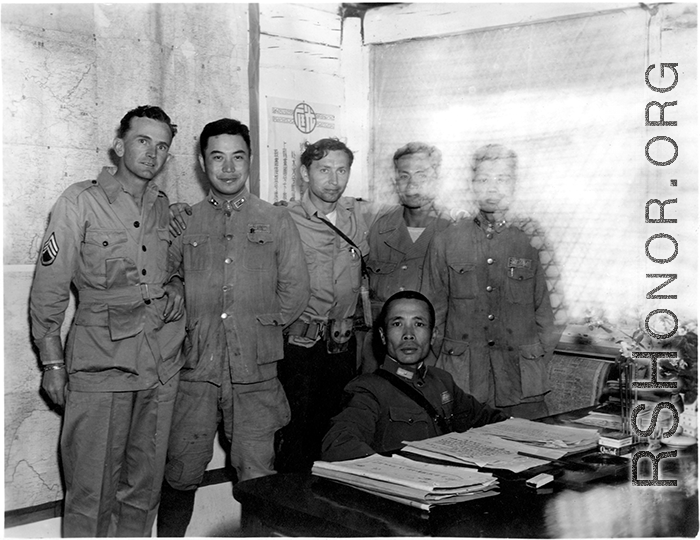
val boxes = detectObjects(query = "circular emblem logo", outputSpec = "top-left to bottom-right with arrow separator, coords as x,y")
293,103 -> 317,134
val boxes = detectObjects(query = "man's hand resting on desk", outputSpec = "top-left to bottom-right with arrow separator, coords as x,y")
169,202 -> 192,236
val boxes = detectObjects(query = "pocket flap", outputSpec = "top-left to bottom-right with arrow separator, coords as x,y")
84,229 -> 128,247
388,405 -> 423,424
448,262 -> 475,275
367,260 -> 397,275
183,234 -> 209,247
442,338 -> 469,356
256,313 -> 284,326
508,266 -> 536,281
247,224 -> 273,245
519,342 -> 545,359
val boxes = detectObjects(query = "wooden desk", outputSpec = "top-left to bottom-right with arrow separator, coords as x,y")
234,411 -> 698,537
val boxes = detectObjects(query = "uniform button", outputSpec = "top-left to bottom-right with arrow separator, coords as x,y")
448,349 -> 454,355
145,299 -> 151,305
486,233 -> 493,239
226,235 -> 233,240
488,314 -> 495,320
225,258 -> 232,264
488,340 -> 495,346
134,221 -> 140,228
223,285 -> 228,291
408,418 -> 413,424
399,287 -> 405,291
401,265 -> 408,271
486,285 -> 493,292
102,241 -> 108,246
141,269 -> 147,276
142,245 -> 147,252
221,313 -> 228,319
487,258 -> 494,265
192,241 -> 198,247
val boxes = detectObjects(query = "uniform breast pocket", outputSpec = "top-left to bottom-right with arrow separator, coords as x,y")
82,229 -> 130,277
183,234 -> 211,272
506,265 -> 536,304
448,262 -> 477,299
367,260 -> 397,277
384,405 -> 431,448
366,260 -> 397,300
245,226 -> 274,271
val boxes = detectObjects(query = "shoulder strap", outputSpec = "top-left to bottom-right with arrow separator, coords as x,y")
317,215 -> 368,277
374,369 -> 451,433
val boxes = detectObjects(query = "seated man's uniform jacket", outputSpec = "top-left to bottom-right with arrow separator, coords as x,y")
321,357 -> 508,461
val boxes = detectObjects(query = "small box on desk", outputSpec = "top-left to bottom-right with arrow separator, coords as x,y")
598,443 -> 636,456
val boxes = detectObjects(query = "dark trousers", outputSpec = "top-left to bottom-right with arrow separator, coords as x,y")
276,337 -> 357,472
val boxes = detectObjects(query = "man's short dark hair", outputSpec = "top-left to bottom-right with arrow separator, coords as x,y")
393,142 -> 442,173
471,144 -> 517,176
300,138 -> 354,169
373,290 -> 436,361
117,105 -> 177,139
199,118 -> 251,156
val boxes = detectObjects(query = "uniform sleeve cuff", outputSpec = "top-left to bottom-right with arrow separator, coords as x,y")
36,335 -> 64,365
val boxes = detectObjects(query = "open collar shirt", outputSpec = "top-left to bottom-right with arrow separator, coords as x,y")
30,167 -> 185,391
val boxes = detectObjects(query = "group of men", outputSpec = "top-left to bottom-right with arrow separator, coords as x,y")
30,105 -> 556,537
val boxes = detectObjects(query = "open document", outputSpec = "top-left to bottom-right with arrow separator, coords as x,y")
312,454 -> 498,510
401,418 -> 600,472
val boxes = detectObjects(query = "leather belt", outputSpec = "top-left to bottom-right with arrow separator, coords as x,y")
286,319 -> 326,341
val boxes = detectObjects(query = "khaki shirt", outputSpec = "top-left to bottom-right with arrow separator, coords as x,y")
29,167 -> 186,392
169,190 -> 310,384
286,192 -> 371,326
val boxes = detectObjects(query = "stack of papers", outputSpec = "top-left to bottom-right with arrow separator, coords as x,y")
401,418 -> 600,473
574,411 -> 623,430
312,454 -> 499,511
598,432 -> 633,448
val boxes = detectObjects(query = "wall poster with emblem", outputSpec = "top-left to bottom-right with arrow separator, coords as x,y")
265,96 -> 341,203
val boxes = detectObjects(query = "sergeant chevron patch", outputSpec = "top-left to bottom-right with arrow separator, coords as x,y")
41,233 -> 59,266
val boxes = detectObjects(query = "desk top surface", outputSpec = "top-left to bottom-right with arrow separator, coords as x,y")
234,409 -> 698,537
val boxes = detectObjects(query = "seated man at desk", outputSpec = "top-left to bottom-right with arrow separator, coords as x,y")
322,291 -> 508,461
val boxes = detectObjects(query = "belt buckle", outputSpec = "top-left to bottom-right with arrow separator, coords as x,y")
303,321 -> 325,341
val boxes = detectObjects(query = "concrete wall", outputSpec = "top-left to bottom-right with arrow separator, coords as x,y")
3,3 -> 250,512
